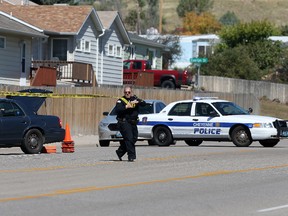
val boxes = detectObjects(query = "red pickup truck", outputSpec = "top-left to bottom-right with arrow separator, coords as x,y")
123,60 -> 191,89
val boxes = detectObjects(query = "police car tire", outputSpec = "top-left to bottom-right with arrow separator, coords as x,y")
99,140 -> 110,147
259,139 -> 279,147
184,140 -> 203,146
153,126 -> 172,146
231,126 -> 252,147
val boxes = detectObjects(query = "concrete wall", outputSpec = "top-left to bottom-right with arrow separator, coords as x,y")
200,76 -> 288,103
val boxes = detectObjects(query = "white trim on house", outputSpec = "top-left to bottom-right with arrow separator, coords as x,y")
0,11 -> 44,33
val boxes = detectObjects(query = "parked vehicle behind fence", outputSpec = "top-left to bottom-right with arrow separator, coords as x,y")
123,59 -> 192,89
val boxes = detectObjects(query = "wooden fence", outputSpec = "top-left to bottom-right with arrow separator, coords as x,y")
0,85 -> 259,136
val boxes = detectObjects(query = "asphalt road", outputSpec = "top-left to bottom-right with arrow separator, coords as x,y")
1,140 -> 288,216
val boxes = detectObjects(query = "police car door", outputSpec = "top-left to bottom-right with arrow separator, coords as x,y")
167,102 -> 193,139
192,102 -> 225,139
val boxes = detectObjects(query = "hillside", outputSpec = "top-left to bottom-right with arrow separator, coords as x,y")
122,0 -> 288,33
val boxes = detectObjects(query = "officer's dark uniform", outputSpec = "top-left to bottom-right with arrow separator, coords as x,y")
115,95 -> 146,161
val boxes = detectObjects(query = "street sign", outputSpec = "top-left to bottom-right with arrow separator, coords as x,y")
190,58 -> 208,64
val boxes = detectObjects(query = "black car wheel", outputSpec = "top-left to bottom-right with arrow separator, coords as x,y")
99,140 -> 110,147
153,126 -> 172,146
161,80 -> 175,89
231,126 -> 252,147
21,129 -> 44,154
259,139 -> 279,147
184,140 -> 203,146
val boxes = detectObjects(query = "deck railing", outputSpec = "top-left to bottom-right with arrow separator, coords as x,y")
31,61 -> 96,86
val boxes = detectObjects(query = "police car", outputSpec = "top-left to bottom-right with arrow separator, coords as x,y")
137,97 -> 288,147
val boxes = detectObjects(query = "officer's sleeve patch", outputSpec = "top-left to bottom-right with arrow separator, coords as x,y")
117,100 -> 122,103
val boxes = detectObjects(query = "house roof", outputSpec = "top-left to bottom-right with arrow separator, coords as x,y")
0,11 -> 46,37
129,32 -> 166,49
97,11 -> 130,45
0,3 -> 103,34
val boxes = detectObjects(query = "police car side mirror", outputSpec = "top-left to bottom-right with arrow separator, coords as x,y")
103,111 -> 109,116
248,108 -> 253,114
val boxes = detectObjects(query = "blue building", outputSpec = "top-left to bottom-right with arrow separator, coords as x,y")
172,34 -> 219,69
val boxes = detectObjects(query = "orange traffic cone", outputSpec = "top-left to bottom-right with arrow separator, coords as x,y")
41,145 -> 57,154
62,123 -> 75,153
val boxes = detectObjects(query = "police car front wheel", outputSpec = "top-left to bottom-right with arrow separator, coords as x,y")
231,126 -> 252,147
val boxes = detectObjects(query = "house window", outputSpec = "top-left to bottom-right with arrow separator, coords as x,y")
197,44 -> 212,57
115,45 -> 122,57
0,36 -> 6,49
76,39 -> 82,51
108,44 -> 114,56
52,39 -> 67,61
84,41 -> 91,52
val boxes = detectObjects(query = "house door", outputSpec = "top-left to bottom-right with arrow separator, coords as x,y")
20,42 -> 26,86
21,43 -> 26,73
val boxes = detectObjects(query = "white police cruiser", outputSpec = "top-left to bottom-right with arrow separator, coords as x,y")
138,97 -> 288,147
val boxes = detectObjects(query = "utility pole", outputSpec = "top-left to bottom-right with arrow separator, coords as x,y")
159,0 -> 163,34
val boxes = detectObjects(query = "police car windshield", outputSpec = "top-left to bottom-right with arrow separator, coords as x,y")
212,102 -> 249,116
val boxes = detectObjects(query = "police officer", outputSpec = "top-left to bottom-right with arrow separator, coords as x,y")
115,86 -> 146,162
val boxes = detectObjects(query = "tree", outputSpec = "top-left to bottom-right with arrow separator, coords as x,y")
205,21 -> 286,81
219,11 -> 239,26
219,20 -> 280,48
124,10 -> 138,31
280,25 -> 288,36
148,35 -> 181,68
161,35 -> 182,68
182,12 -> 221,35
144,0 -> 159,31
135,0 -> 146,34
177,0 -> 213,17
201,46 -> 261,80
246,40 -> 282,70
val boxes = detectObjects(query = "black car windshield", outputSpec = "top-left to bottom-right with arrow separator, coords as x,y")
109,103 -> 155,115
212,102 -> 250,116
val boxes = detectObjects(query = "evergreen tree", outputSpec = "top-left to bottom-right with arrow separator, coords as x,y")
219,11 -> 240,26
177,0 -> 213,17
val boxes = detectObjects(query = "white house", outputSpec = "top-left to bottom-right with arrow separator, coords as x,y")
172,34 -> 220,69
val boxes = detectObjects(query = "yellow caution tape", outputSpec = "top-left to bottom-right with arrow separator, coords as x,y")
0,91 -> 118,99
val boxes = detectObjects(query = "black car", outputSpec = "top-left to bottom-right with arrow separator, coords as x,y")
2,89 -> 65,154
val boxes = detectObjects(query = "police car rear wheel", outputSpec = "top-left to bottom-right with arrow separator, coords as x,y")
259,139 -> 279,147
184,140 -> 203,146
231,126 -> 252,147
153,126 -> 172,146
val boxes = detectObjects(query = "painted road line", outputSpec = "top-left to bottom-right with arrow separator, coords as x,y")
257,204 -> 288,213
0,163 -> 288,203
